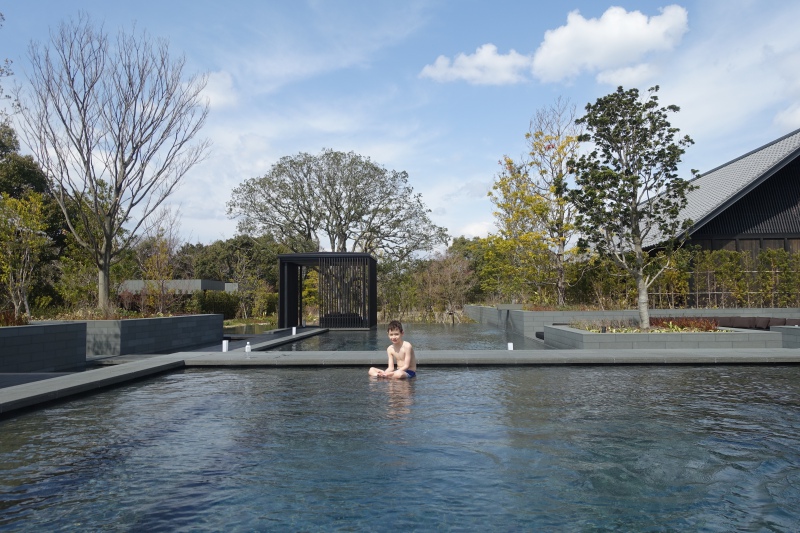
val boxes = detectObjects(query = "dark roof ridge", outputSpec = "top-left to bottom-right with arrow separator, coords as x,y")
642,126 -> 800,248
690,125 -> 800,181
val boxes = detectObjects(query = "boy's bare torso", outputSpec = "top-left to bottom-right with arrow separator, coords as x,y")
389,341 -> 416,371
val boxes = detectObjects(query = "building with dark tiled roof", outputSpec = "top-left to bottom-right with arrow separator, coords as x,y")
645,127 -> 800,254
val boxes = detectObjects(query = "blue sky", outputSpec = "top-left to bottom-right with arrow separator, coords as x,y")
3,1 -> 800,247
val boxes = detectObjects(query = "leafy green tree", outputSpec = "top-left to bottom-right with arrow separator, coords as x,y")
0,124 -> 48,196
0,123 -> 68,312
487,158 -> 551,303
569,86 -> 696,329
188,290 -> 239,320
174,234 -> 284,318
487,98 -> 582,305
377,254 -> 419,321
564,253 -> 637,309
524,97 -> 582,305
14,13 -> 209,314
251,280 -> 278,317
0,192 -> 52,317
228,149 -> 448,260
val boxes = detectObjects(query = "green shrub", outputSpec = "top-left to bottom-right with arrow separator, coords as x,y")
190,290 -> 240,319
252,290 -> 278,317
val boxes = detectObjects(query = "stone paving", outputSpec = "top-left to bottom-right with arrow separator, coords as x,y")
2,327 -> 800,417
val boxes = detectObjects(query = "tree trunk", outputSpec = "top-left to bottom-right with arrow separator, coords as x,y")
98,223 -> 114,315
10,287 -> 22,318
637,273 -> 650,330
98,266 -> 111,316
556,241 -> 566,306
23,290 -> 31,317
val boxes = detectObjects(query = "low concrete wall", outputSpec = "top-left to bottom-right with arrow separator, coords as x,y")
0,323 -> 86,372
543,325 -> 783,350
86,314 -> 223,356
464,305 -> 800,340
774,325 -> 800,348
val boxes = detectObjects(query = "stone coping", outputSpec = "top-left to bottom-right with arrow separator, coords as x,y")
543,324 -> 783,350
3,347 -> 800,417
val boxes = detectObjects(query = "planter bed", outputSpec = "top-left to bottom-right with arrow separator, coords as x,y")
543,325 -> 782,350
464,305 -> 800,339
85,314 -> 223,356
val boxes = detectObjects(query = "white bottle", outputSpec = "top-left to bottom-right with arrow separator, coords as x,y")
245,342 -> 251,352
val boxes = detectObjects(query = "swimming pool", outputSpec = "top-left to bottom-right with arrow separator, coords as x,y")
1,366 -> 798,530
267,322 -> 547,351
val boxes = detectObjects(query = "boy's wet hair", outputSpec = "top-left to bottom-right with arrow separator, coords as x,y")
387,320 -> 403,333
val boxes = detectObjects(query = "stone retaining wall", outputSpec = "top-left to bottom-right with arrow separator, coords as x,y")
0,323 -> 86,372
464,305 -> 800,340
543,325 -> 782,350
774,325 -> 800,348
86,314 -> 223,356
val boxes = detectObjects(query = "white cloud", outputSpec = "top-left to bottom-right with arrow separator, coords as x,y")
419,44 -> 533,85
458,220 -> 493,239
595,63 -> 656,86
202,71 -> 239,109
532,5 -> 689,83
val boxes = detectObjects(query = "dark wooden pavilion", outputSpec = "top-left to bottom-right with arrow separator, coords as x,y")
645,127 -> 800,254
278,252 -> 377,330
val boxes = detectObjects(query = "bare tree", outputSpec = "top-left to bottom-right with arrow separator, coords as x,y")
0,12 -> 13,123
427,250 -> 476,315
14,13 -> 209,313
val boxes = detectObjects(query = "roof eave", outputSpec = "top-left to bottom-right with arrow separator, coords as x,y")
688,143 -> 800,236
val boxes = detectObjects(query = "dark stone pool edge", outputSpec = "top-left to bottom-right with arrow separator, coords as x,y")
3,348 -> 800,417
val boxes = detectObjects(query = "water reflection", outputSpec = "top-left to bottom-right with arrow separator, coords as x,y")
369,378 -> 415,421
223,323 -> 276,335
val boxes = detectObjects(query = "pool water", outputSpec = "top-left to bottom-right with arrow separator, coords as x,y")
268,322 -> 547,351
1,366 -> 799,531
223,323 -> 277,335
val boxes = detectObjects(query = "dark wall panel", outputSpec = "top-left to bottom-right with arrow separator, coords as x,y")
694,157 -> 800,238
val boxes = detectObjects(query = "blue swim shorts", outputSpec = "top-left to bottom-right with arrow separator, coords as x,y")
404,370 -> 416,378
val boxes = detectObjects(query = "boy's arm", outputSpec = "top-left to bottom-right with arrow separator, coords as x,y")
385,348 -> 395,372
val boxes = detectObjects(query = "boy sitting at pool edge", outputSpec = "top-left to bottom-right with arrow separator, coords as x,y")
369,320 -> 416,379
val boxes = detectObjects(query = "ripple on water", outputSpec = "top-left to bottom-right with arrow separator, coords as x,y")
1,366 -> 799,531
